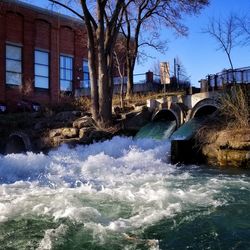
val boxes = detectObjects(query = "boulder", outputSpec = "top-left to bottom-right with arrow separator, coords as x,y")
88,130 -> 113,142
61,128 -> 78,138
79,127 -> 93,139
201,129 -> 250,168
73,116 -> 94,129
49,128 -> 63,138
52,135 -> 62,146
215,129 -> 250,149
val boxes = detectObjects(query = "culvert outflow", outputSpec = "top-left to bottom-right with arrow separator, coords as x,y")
153,110 -> 177,122
193,105 -> 217,118
5,132 -> 32,154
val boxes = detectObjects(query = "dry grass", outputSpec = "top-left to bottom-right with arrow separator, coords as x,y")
195,85 -> 250,148
195,113 -> 226,148
218,85 -> 249,129
73,96 -> 91,112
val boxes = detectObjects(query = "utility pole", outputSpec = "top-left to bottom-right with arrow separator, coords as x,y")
174,58 -> 177,79
177,64 -> 180,89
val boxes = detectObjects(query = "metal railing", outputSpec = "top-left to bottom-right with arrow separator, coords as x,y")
207,67 -> 250,88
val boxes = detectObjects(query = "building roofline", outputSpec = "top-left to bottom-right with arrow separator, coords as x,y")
1,0 -> 84,25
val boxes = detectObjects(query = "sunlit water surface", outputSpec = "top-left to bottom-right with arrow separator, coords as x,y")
0,136 -> 249,250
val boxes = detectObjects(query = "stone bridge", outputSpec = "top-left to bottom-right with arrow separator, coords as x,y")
147,91 -> 220,127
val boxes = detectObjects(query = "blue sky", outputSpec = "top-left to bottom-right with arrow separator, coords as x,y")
22,0 -> 250,87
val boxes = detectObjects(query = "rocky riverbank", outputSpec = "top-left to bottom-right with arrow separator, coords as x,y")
200,128 -> 250,168
1,104 -> 249,169
0,105 -> 152,154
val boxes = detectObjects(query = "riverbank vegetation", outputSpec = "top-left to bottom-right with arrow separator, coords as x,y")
196,85 -> 250,168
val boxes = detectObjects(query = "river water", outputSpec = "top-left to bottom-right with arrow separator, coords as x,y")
0,136 -> 250,249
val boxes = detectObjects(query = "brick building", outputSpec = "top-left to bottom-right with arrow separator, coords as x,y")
0,0 -> 91,111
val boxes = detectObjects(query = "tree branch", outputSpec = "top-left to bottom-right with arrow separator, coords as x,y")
48,0 -> 84,21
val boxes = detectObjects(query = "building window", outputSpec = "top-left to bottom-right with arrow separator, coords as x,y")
60,55 -> 73,91
82,59 -> 90,88
35,50 -> 49,89
6,44 -> 22,85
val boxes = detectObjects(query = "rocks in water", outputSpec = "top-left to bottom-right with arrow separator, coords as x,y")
46,113 -> 111,148
79,127 -> 93,139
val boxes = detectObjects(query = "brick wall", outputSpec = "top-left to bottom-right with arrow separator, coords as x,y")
0,0 -> 89,110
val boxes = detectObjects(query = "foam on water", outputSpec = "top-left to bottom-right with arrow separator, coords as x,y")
0,136 -> 249,249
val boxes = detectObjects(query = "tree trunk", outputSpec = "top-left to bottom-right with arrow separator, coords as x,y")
126,58 -> 134,99
120,74 -> 124,109
88,44 -> 99,122
98,66 -> 113,127
226,51 -> 235,84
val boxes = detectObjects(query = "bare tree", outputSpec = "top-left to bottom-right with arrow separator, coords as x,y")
49,0 -> 125,128
113,37 -> 127,109
121,0 -> 209,98
237,14 -> 250,46
204,14 -> 240,71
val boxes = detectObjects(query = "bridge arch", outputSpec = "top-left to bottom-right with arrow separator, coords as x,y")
187,98 -> 219,121
152,102 -> 186,127
5,132 -> 32,154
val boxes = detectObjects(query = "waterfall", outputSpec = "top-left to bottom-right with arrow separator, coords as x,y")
170,117 -> 206,141
135,121 -> 176,140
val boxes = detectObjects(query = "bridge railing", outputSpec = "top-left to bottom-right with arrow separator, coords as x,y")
207,67 -> 250,89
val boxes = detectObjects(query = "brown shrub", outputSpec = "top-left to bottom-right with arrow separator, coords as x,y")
218,85 -> 249,129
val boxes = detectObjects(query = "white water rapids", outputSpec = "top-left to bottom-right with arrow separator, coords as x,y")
0,136 -> 249,249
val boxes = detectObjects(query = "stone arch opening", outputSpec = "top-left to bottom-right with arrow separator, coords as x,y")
188,98 -> 219,121
5,132 -> 32,154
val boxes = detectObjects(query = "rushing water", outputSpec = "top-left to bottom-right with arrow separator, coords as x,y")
170,117 -> 206,141
0,136 -> 250,250
136,121 -> 176,140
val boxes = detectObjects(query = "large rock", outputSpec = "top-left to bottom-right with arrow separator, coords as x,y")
88,130 -> 113,142
79,127 -> 94,139
73,116 -> 94,129
49,127 -> 79,139
215,129 -> 250,149
49,128 -> 63,138
61,128 -> 78,138
201,129 -> 250,168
